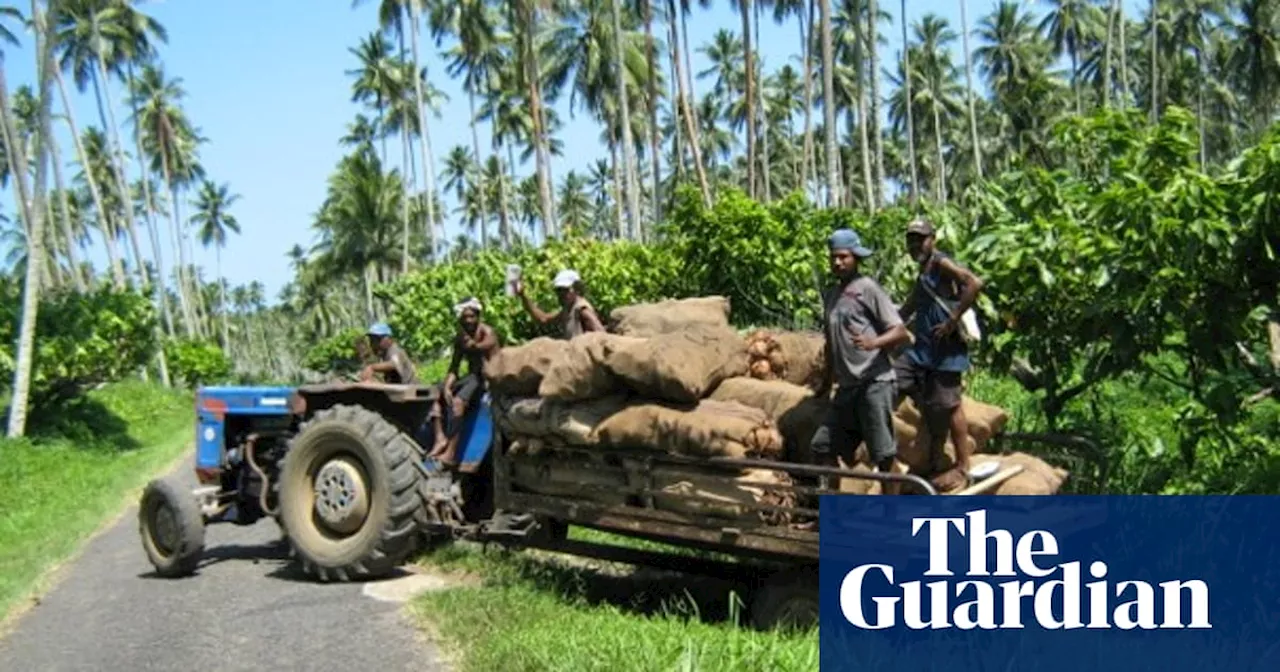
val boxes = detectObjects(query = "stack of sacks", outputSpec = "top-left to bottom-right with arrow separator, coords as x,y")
743,329 -> 827,391
609,296 -> 732,337
707,375 -> 1067,495
486,297 -> 795,526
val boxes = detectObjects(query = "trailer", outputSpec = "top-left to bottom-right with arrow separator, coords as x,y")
138,381 -> 1078,631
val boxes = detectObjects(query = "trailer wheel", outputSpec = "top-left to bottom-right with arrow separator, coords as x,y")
138,478 -> 205,578
750,568 -> 819,632
278,404 -> 426,582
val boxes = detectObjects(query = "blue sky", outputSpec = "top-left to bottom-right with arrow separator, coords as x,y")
1,0 -> 1151,303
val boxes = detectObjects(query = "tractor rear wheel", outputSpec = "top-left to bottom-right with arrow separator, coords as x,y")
138,478 -> 205,578
278,404 -> 426,582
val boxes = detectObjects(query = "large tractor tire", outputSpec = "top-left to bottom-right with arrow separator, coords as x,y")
749,567 -> 819,632
278,404 -> 426,582
138,478 -> 206,578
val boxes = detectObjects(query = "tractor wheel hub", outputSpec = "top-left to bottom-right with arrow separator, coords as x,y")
313,458 -> 369,535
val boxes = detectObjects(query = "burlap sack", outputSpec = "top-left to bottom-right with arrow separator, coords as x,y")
623,463 -> 794,525
604,325 -> 748,404
762,330 -> 824,386
966,453 -> 1069,495
896,396 -> 1010,447
707,377 -> 829,463
484,337 -> 572,396
509,452 -> 630,506
493,393 -> 631,446
590,399 -> 784,459
609,296 -> 732,337
836,459 -> 912,495
538,332 -> 646,400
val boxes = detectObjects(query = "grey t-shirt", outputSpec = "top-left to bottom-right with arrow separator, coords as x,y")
822,275 -> 904,387
382,343 -> 419,385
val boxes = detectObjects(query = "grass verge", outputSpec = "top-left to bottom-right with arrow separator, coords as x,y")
0,380 -> 195,623
409,537 -> 817,672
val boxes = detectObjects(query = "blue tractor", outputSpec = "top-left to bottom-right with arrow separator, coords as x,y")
138,381 -> 497,581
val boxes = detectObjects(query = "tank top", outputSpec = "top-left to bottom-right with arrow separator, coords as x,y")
907,251 -> 971,372
560,296 -> 594,339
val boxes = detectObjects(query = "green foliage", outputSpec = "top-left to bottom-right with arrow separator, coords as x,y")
963,107 -> 1266,423
0,283 -> 158,404
0,381 -> 194,620
302,326 -> 370,378
164,338 -> 233,387
378,237 -> 685,359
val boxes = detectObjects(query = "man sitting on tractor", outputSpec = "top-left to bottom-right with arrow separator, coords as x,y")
360,322 -> 419,385
428,297 -> 501,466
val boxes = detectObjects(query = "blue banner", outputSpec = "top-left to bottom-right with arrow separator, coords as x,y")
819,496 -> 1280,671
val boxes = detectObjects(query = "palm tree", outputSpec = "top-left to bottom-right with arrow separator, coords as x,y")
190,180 -> 241,348
818,0 -> 839,206
2,1 -> 46,436
959,0 -> 981,179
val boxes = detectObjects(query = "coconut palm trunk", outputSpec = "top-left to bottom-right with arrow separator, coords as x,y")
125,62 -> 176,338
800,0 -> 814,198
960,0 -> 982,178
818,0 -> 840,206
642,0 -> 661,231
900,0 -> 919,204
868,0 -> 884,206
610,0 -> 641,238
89,35 -> 149,290
52,68 -> 114,275
666,0 -> 711,205
738,0 -> 756,198
4,26 -> 49,437
407,3 -> 438,259
47,130 -> 84,290
1149,0 -> 1158,122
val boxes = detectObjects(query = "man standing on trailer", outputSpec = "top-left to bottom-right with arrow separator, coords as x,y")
513,268 -> 606,339
810,228 -> 912,489
895,218 -> 986,492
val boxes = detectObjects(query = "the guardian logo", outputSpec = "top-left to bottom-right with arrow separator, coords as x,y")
839,509 -> 1212,631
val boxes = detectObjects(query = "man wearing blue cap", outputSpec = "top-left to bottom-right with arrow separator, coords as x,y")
811,228 -> 911,487
359,322 -> 419,385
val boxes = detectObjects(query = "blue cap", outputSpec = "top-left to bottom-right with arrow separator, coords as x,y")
829,228 -> 873,257
367,322 -> 392,337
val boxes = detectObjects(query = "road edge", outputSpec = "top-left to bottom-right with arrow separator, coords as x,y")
0,448 -> 192,637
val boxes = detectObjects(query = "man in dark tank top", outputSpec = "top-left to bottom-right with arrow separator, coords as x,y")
895,218 -> 987,492
429,297 -> 501,466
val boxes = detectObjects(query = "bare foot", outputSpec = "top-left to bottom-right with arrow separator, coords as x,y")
930,466 -> 970,493
428,437 -> 449,459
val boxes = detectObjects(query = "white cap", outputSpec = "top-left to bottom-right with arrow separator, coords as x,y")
552,269 -> 581,289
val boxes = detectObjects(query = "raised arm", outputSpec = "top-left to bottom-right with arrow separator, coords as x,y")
515,280 -> 561,325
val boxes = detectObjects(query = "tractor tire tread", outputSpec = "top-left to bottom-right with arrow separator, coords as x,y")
280,404 -> 425,582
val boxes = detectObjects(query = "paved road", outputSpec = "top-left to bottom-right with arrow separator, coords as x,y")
0,459 -> 447,672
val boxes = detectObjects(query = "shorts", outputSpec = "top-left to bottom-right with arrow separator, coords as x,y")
894,358 -> 963,412
809,380 -> 897,465
431,374 -> 485,437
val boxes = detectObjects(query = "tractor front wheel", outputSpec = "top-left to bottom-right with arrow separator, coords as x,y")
278,404 -> 426,582
138,478 -> 206,578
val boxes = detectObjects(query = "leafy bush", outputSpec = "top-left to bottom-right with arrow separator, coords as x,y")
302,327 -> 370,378
0,282 -> 158,404
377,237 -> 685,359
164,338 -> 233,387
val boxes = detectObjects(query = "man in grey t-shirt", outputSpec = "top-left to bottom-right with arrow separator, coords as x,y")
810,228 -> 911,483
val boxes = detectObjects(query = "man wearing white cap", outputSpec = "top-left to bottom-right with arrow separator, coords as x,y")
429,297 -> 501,465
513,268 -> 605,339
